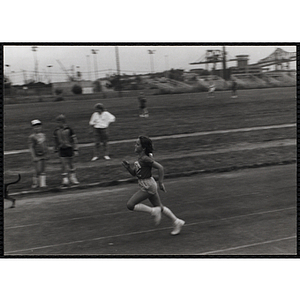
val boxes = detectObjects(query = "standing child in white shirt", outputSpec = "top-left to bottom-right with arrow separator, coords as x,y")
89,103 -> 116,161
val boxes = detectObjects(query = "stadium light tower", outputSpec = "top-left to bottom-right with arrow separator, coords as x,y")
164,55 -> 169,70
148,50 -> 156,73
86,55 -> 91,81
91,49 -> 99,80
5,64 -> 10,81
115,46 -> 122,97
31,46 -> 39,82
47,65 -> 53,83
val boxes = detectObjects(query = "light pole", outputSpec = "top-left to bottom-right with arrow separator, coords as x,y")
47,65 -> 53,83
115,46 -> 122,97
76,65 -> 81,81
86,55 -> 91,81
5,64 -> 10,82
165,55 -> 169,69
164,55 -> 169,77
148,50 -> 156,73
91,49 -> 99,80
31,46 -> 39,82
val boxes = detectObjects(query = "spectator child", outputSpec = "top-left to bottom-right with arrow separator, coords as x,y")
53,114 -> 79,186
207,82 -> 216,98
89,103 -> 116,161
231,79 -> 238,98
137,92 -> 149,117
28,119 -> 49,188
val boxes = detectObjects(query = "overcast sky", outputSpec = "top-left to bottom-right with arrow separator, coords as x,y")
4,45 -> 296,84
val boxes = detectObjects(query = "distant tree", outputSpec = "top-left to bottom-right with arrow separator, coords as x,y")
135,75 -> 142,84
72,84 -> 82,94
93,80 -> 102,92
169,69 -> 184,81
110,75 -> 122,91
54,88 -> 64,101
55,88 -> 63,95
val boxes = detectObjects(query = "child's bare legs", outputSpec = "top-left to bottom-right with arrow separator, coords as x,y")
32,160 -> 46,188
149,193 -> 178,223
68,157 -> 79,184
127,190 -> 162,225
102,140 -> 109,157
93,142 -> 100,158
60,157 -> 68,174
148,191 -> 185,235
127,190 -> 152,211
60,157 -> 79,185
126,188 -> 185,234
92,129 -> 100,159
60,157 -> 69,185
39,160 -> 47,187
32,161 -> 39,188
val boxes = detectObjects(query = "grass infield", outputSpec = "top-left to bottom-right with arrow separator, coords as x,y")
4,87 -> 296,193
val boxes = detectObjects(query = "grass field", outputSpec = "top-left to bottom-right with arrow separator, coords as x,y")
4,87 -> 296,193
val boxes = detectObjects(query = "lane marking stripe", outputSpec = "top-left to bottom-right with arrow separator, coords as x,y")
4,123 -> 296,155
5,205 -> 295,230
197,236 -> 296,255
4,207 -> 295,254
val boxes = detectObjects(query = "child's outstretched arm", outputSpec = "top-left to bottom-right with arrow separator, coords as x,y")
122,160 -> 136,176
152,161 -> 167,192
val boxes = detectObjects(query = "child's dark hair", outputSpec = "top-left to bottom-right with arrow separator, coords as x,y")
139,136 -> 154,156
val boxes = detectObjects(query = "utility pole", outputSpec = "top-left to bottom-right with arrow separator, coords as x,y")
164,55 -> 169,70
22,69 -> 27,84
115,46 -> 122,97
31,46 -> 39,82
86,55 -> 91,81
5,64 -> 10,82
222,46 -> 227,80
47,65 -> 53,83
91,49 -> 99,80
148,50 -> 156,73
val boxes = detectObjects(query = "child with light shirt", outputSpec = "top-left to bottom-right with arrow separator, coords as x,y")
28,119 -> 49,188
89,103 -> 116,161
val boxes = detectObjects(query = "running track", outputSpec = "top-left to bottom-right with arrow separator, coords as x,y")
4,164 -> 296,256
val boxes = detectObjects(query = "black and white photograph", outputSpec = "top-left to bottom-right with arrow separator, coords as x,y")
1,2 -> 299,298
3,44 -> 297,256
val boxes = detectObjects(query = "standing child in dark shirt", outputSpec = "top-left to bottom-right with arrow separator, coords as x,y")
53,114 -> 80,186
122,136 -> 185,235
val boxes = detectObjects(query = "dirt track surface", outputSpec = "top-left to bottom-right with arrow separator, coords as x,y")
4,164 -> 296,256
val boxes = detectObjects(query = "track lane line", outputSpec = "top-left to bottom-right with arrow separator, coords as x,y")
4,123 -> 296,155
4,207 -> 295,254
197,236 -> 296,255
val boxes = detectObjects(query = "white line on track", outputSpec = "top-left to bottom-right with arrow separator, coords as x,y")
4,123 -> 296,155
5,211 -> 125,230
197,236 -> 296,255
4,206 -> 295,254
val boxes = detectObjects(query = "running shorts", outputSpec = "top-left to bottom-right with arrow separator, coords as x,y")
138,177 -> 157,195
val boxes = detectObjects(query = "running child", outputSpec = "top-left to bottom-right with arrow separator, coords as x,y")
28,119 -> 49,188
53,114 -> 80,186
122,136 -> 185,235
